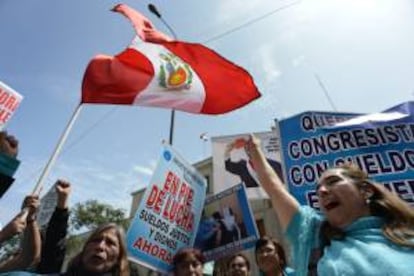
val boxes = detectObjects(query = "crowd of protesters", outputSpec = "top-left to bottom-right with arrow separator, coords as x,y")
0,179 -> 129,275
0,130 -> 413,276
0,132 -> 129,275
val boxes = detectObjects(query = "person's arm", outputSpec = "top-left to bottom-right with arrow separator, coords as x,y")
36,180 -> 71,273
0,212 -> 27,245
22,195 -> 42,267
22,217 -> 41,267
245,134 -> 299,231
0,195 -> 41,272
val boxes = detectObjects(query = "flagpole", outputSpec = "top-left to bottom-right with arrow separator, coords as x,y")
32,104 -> 82,195
148,3 -> 178,145
169,109 -> 175,145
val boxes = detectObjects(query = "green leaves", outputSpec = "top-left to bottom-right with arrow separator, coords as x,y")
66,200 -> 130,258
70,200 -> 129,232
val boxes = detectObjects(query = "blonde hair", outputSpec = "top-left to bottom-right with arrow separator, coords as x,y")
322,163 -> 414,247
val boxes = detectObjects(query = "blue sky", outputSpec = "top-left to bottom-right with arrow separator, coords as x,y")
1,0 -> 413,223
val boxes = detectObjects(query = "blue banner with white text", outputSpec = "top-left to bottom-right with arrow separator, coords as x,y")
279,102 -> 414,208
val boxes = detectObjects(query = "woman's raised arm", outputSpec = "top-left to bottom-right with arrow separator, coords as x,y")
245,134 -> 300,231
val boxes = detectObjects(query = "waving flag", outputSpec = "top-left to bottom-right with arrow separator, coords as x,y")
82,4 -> 260,114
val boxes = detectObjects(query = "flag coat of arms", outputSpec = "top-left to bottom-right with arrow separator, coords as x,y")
82,4 -> 261,114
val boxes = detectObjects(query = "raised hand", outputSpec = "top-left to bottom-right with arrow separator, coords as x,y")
22,195 -> 40,222
55,179 -> 71,209
244,134 -> 261,161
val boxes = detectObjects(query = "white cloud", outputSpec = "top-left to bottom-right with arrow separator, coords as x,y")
254,43 -> 282,84
149,160 -> 157,170
218,41 -> 285,122
48,160 -> 146,212
292,55 -> 306,67
16,73 -> 79,105
132,163 -> 155,176
44,75 -> 79,104
214,0 -> 265,23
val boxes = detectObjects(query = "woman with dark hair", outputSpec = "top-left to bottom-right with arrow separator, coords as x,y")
245,134 -> 414,276
255,237 -> 293,276
173,248 -> 204,276
65,223 -> 129,276
228,253 -> 250,276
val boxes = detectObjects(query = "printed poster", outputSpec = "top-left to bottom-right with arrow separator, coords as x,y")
127,144 -> 207,273
194,183 -> 259,261
212,131 -> 283,199
279,102 -> 414,207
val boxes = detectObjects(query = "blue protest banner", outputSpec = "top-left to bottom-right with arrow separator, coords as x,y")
126,144 -> 207,273
194,183 -> 259,261
279,101 -> 414,208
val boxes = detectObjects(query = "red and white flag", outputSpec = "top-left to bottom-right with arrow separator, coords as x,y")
82,4 -> 261,114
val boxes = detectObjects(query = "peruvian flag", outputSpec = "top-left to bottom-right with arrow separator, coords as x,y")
82,4 -> 261,114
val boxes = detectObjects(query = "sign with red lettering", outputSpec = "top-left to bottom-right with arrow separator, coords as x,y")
0,81 -> 23,130
126,144 -> 207,273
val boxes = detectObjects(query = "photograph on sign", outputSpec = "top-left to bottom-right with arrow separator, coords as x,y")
212,131 -> 283,199
194,183 -> 259,261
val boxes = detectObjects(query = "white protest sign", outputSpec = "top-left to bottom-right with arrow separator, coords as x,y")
0,81 -> 23,130
37,185 -> 58,227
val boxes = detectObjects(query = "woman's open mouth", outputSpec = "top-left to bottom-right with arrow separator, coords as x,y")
91,254 -> 105,263
324,201 -> 340,211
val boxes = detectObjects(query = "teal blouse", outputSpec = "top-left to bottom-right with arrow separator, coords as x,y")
286,206 -> 414,276
0,152 -> 20,177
